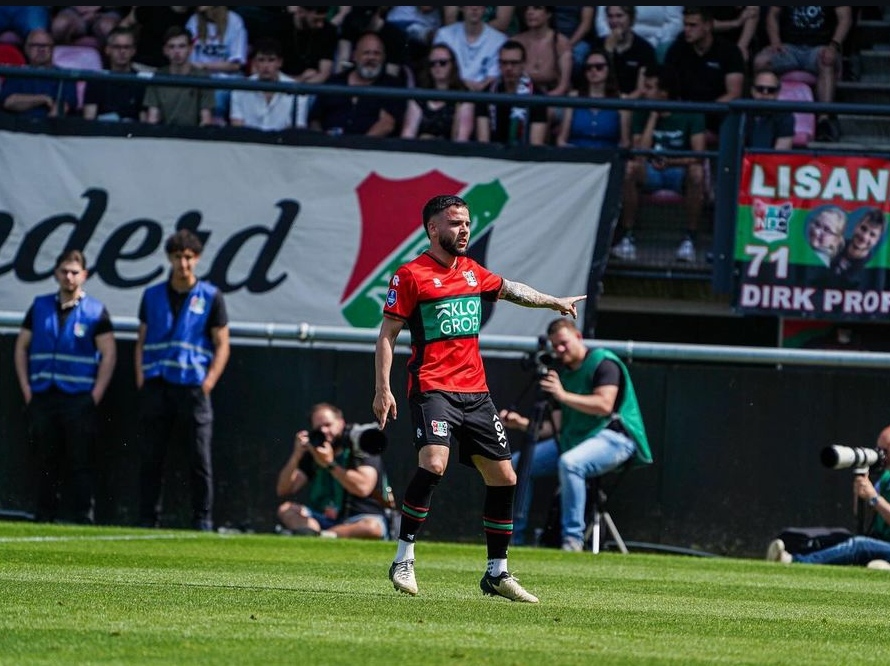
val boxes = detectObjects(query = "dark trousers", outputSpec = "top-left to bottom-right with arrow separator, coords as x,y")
27,389 -> 98,524
137,379 -> 214,529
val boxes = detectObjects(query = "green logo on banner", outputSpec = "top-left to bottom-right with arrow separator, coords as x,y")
341,180 -> 508,327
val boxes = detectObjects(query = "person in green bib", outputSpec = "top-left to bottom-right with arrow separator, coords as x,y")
501,317 -> 652,551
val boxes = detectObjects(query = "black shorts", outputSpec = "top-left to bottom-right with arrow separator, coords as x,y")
409,391 -> 511,467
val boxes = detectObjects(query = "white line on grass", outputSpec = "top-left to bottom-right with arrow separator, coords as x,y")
0,533 -> 201,543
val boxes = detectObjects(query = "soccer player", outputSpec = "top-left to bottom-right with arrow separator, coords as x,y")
373,194 -> 585,602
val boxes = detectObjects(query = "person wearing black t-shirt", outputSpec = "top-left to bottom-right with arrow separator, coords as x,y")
134,229 -> 230,532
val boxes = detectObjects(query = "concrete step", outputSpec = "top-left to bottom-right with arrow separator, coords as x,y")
859,50 -> 890,82
836,81 -> 890,105
853,20 -> 890,50
837,114 -> 890,139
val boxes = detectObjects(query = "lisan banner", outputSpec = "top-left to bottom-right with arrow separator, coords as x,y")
0,131 -> 614,335
735,152 -> 890,319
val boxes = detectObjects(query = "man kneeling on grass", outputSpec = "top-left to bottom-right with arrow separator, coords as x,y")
767,425 -> 890,569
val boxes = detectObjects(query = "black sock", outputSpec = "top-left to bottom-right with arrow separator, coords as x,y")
398,467 -> 442,542
483,485 -> 515,560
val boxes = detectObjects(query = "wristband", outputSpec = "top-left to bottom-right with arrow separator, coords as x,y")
869,495 -> 880,508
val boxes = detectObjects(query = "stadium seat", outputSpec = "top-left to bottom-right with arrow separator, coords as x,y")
778,79 -> 816,147
52,44 -> 104,110
0,43 -> 26,89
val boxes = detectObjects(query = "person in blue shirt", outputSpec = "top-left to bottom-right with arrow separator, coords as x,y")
0,28 -> 78,119
14,250 -> 117,524
134,229 -> 230,531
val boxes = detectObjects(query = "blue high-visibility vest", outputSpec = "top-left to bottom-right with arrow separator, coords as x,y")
141,281 -> 217,386
28,293 -> 105,394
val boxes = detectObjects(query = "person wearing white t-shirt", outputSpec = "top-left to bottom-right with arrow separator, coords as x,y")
230,37 -> 300,131
433,5 -> 506,91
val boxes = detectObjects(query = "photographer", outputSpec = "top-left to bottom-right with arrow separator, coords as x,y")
275,402 -> 389,539
767,426 -> 890,567
500,318 -> 652,551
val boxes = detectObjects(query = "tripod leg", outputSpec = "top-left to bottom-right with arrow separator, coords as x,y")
602,511 -> 629,554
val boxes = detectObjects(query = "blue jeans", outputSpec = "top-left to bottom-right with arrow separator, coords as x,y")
511,437 -> 561,545
793,536 -> 890,565
511,430 -> 636,544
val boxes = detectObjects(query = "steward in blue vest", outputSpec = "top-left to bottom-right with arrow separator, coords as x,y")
13,250 -> 116,525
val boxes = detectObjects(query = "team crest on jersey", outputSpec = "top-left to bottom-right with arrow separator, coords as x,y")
189,295 -> 206,315
433,278 -> 442,288
462,270 -> 477,287
73,323 -> 86,338
431,420 -> 449,437
386,289 -> 397,307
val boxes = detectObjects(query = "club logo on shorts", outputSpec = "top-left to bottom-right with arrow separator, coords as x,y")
430,420 -> 449,437
462,270 -> 478,287
386,288 -> 397,307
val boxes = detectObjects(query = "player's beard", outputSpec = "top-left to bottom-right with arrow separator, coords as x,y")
440,235 -> 467,257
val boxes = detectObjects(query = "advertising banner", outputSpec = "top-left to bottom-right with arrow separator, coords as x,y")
735,152 -> 890,319
0,130 -> 615,335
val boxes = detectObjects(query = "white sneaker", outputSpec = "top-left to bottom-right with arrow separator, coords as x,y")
676,238 -> 696,262
480,571 -> 539,603
611,235 -> 637,261
867,559 -> 890,570
766,538 -> 793,564
389,559 -> 418,595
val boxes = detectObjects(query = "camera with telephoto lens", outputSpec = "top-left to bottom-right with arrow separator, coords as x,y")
309,422 -> 388,456
820,445 -> 887,472
522,334 -> 557,379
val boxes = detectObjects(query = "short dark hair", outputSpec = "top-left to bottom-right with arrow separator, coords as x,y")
55,249 -> 87,270
106,25 -> 137,45
164,229 -> 204,255
500,39 -> 526,61
683,6 -> 714,22
422,195 -> 468,225
163,25 -> 192,45
645,64 -> 680,100
252,36 -> 283,59
607,6 -> 636,24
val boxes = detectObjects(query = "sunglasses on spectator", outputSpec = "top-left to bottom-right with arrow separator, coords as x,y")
585,62 -> 608,71
428,59 -> 452,67
753,85 -> 779,94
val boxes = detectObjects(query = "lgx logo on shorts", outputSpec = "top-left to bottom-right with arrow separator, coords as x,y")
431,420 -> 449,437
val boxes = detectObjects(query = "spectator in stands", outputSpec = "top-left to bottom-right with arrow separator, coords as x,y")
229,37 -> 298,132
280,6 -> 337,85
513,6 -> 572,98
335,7 -> 408,82
663,7 -> 745,137
475,40 -> 549,147
556,48 -> 628,149
594,6 -> 683,63
744,69 -> 794,150
0,29 -> 77,119
433,6 -> 507,92
612,65 -> 707,263
442,6 -> 516,35
185,6 -> 249,123
143,26 -> 214,127
401,42 -> 474,141
590,6 -> 657,100
118,7 -> 190,72
308,31 -> 405,138
552,6 -> 595,80
711,7 -> 760,63
0,7 -> 49,45
82,26 -> 146,122
50,6 -> 122,49
384,6 -> 443,74
753,6 -> 852,143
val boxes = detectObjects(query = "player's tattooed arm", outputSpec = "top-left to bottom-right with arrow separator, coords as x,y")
500,279 -> 587,318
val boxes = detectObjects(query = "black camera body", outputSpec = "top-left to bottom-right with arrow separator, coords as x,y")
308,422 -> 388,457
821,445 -> 887,473
523,334 -> 557,378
